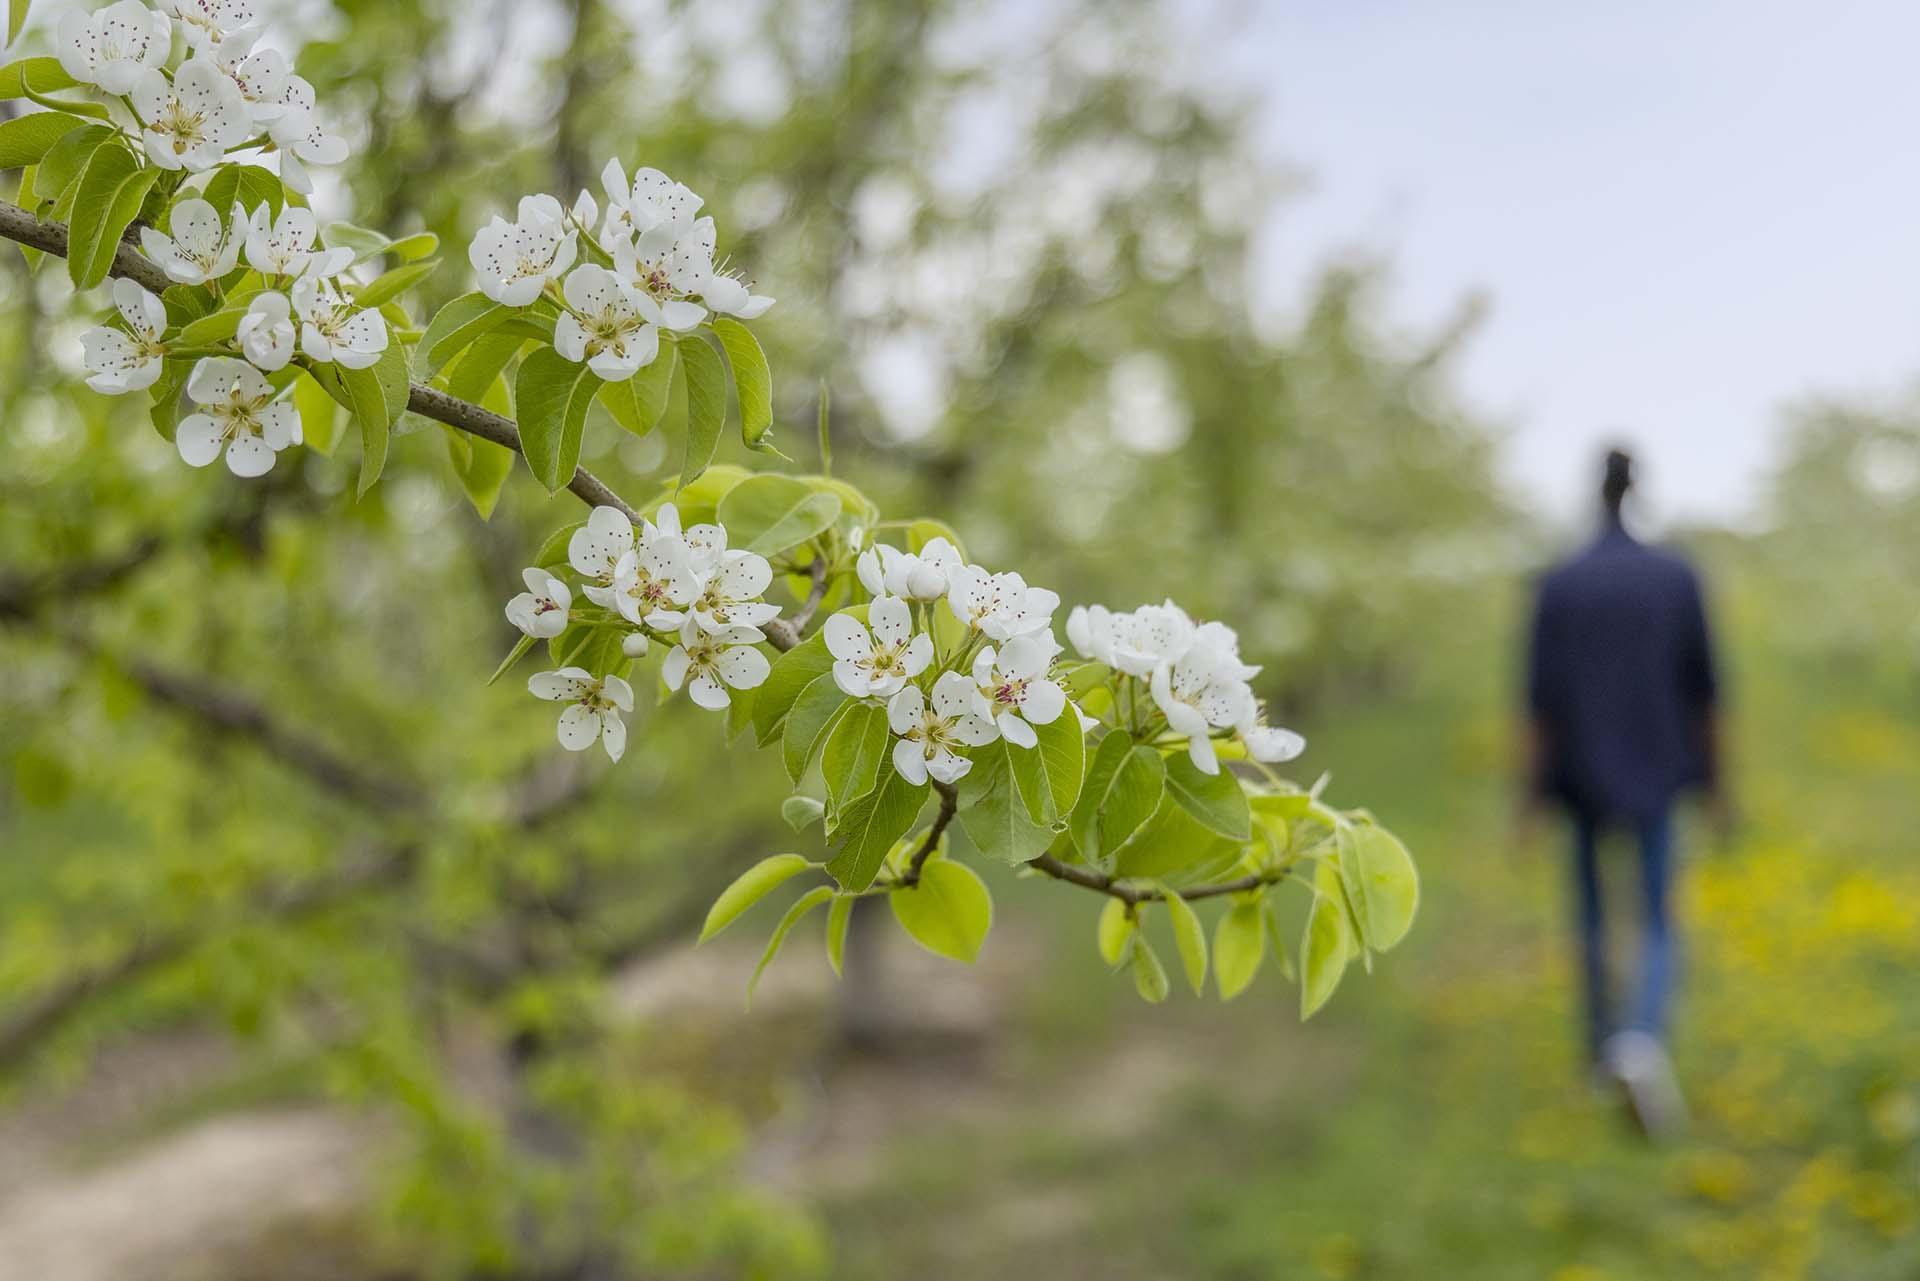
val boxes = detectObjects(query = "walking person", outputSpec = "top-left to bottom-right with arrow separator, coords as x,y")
1522,448 -> 1727,1137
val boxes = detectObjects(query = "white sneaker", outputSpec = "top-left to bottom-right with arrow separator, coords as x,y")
1603,1030 -> 1687,1140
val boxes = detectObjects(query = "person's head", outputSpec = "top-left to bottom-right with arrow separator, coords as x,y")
1601,447 -> 1633,521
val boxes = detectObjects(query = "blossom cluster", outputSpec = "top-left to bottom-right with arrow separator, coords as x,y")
1066,601 -> 1304,774
80,199 -> 391,476
467,162 -> 772,381
56,0 -> 348,190
509,505 -> 785,761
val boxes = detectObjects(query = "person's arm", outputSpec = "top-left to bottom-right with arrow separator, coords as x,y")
1517,583 -> 1556,838
1680,572 -> 1732,833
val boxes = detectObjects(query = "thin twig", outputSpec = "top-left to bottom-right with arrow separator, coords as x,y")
765,554 -> 829,653
1024,854 -> 1284,906
899,779 -> 959,886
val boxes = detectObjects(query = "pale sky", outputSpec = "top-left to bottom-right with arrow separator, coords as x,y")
1223,0 -> 1920,530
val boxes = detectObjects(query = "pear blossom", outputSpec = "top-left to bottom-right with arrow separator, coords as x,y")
600,160 -> 701,253
553,265 -> 663,380
163,0 -> 258,51
1150,638 -> 1257,775
1110,600 -> 1196,677
567,505 -> 635,585
1066,603 -> 1122,666
702,267 -> 775,320
302,245 -> 356,282
245,204 -> 317,277
970,635 -> 1068,749
468,196 -> 577,307
612,217 -> 711,330
857,537 -> 961,602
291,277 -> 388,369
528,668 -> 632,762
826,597 -> 934,699
888,672 -> 999,786
1237,715 -> 1305,764
140,199 -> 243,285
56,0 -> 170,95
234,290 -> 295,371
131,60 -> 250,172
661,621 -> 770,711
209,30 -> 290,123
80,279 -> 168,395
621,633 -> 650,659
591,536 -> 700,630
691,551 -> 781,634
948,565 -> 1059,642
176,356 -> 299,477
267,76 -> 348,194
505,569 -> 572,640
651,503 -> 726,576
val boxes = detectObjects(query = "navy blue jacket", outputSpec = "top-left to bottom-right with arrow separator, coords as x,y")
1526,519 -> 1720,823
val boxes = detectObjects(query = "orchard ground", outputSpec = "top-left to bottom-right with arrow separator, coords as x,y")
2,546 -> 1915,1280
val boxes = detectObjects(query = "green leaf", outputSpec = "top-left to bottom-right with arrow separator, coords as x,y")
677,335 -> 728,489
753,629 -> 834,746
781,794 -> 825,832
1097,897 -> 1134,966
781,674 -> 848,783
1111,793 -> 1241,880
700,853 -> 813,943
1340,823 -> 1419,953
353,259 -> 437,310
440,329 -> 523,405
343,342 -> 411,494
890,857 -> 992,963
0,110 -> 86,168
824,770 -> 928,893
1301,865 -> 1354,1019
716,474 -> 842,557
515,346 -> 603,492
322,219 -> 392,263
825,894 -> 853,977
387,230 -> 438,261
748,886 -> 834,1007
1161,889 -> 1209,995
485,632 -> 538,686
32,120 -> 108,208
600,341 -> 677,436
713,316 -> 773,451
445,421 -> 514,520
1130,936 -> 1170,1003
4,1 -> 24,55
1162,751 -> 1252,842
291,370 -> 339,455
147,360 -> 188,442
0,58 -> 78,99
199,164 -> 286,220
1071,739 -> 1165,861
66,141 -> 159,289
822,701 -> 890,816
420,291 -> 510,377
816,378 -> 831,472
957,741 -> 1058,866
173,298 -> 255,347
1214,900 -> 1266,1001
1030,710 -> 1086,817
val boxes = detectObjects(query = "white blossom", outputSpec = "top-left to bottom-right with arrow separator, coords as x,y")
1110,600 -> 1196,677
291,276 -> 388,370
234,290 -> 295,371
567,505 -> 634,585
692,550 -> 782,634
651,503 -> 727,577
857,537 -> 961,602
702,267 -> 774,320
244,203 -> 317,276
948,565 -> 1059,642
612,215 -> 711,331
176,356 -> 299,477
267,75 -> 348,194
56,0 -> 169,95
661,621 -> 769,711
528,667 -> 632,761
970,634 -> 1067,749
621,633 -> 650,659
1150,635 -> 1256,775
1065,603 -> 1121,666
209,30 -> 289,123
505,568 -> 572,640
140,199 -> 243,285
826,597 -> 934,699
80,279 -> 168,395
1238,717 -> 1305,764
888,672 -> 999,786
600,160 -> 701,254
554,265 -> 663,381
592,535 -> 700,630
131,59 -> 250,172
163,0 -> 257,51
468,195 -> 577,307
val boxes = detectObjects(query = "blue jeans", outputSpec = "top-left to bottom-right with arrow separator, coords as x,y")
1570,811 -> 1676,1063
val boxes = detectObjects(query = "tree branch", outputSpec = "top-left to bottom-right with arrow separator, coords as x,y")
1024,854 -> 1285,906
898,779 -> 958,886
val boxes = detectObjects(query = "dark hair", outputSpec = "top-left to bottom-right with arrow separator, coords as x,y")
1601,448 -> 1633,516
